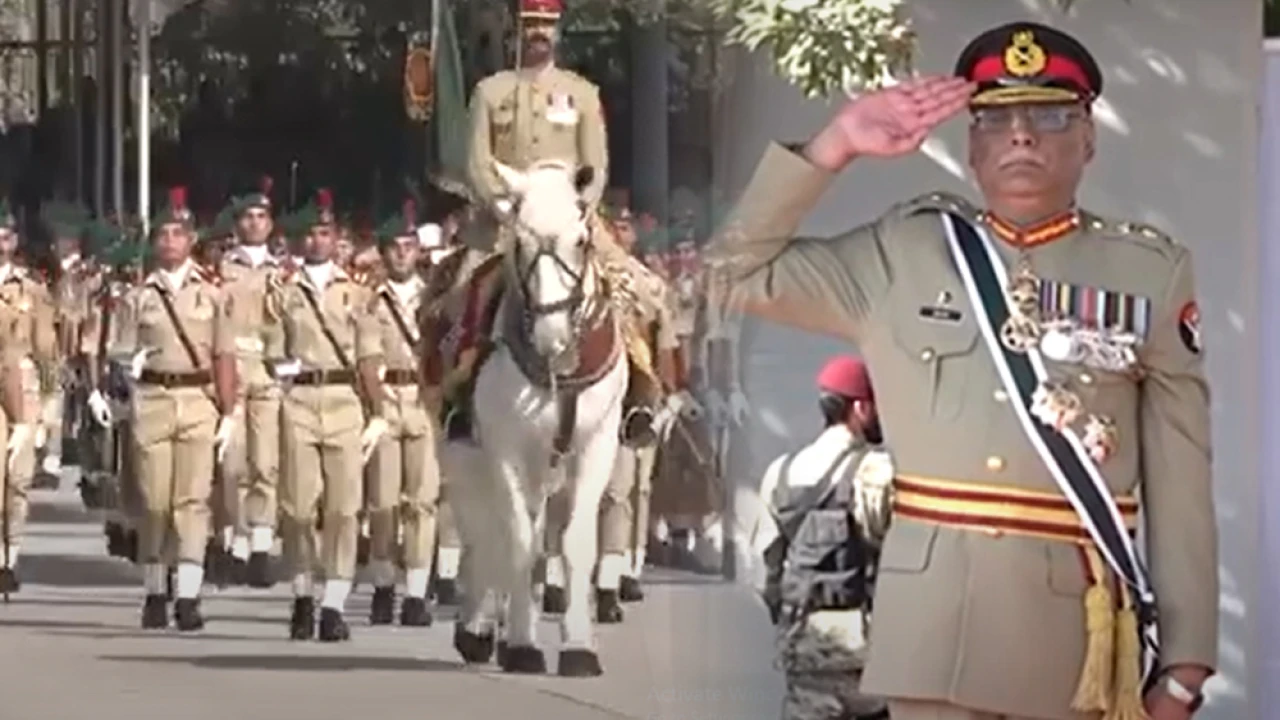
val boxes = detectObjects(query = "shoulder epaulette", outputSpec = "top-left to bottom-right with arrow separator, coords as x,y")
193,263 -> 221,286
893,191 -> 978,220
1079,212 -> 1178,252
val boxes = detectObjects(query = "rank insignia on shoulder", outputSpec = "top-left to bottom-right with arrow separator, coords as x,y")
1178,301 -> 1201,354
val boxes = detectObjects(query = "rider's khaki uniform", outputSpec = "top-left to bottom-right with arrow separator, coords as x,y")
363,276 -> 442,589
265,265 -> 375,585
219,247 -> 284,550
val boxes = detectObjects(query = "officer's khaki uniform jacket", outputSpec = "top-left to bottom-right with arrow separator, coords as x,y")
711,143 -> 1217,719
220,246 -> 284,390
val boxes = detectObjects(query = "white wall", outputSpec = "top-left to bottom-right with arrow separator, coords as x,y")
711,2 -> 1261,717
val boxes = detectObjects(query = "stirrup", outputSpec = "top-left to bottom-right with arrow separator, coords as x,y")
620,407 -> 656,447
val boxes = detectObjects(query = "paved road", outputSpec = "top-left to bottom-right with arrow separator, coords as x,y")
0,482 -> 784,720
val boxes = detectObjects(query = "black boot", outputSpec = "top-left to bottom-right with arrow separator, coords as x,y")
289,597 -> 316,640
173,598 -> 205,632
318,607 -> 350,642
125,530 -> 140,563
356,535 -> 371,568
620,406 -> 656,447
226,556 -> 248,586
619,576 -> 645,603
141,594 -> 168,629
399,596 -> 433,627
246,552 -> 273,588
543,585 -> 567,614
595,589 -> 624,623
369,586 -> 395,625
433,578 -> 458,606
105,523 -> 128,558
0,567 -> 18,594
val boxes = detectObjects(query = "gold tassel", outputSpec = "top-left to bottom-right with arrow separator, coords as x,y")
1105,584 -> 1150,720
1071,546 -> 1115,713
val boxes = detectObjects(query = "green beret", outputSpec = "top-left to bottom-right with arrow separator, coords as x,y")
151,186 -> 195,230
374,198 -> 421,246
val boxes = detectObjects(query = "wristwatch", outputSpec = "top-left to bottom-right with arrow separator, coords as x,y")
1161,673 -> 1205,712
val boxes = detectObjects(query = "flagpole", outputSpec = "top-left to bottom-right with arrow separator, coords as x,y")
426,0 -> 441,187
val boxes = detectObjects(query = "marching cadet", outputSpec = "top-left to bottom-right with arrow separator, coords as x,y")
265,189 -> 387,642
710,21 -> 1216,720
37,202 -> 95,488
0,201 -> 57,593
755,356 -> 889,720
217,178 -> 283,587
440,0 -> 663,446
593,196 -> 682,619
363,198 -> 443,627
110,187 -> 238,630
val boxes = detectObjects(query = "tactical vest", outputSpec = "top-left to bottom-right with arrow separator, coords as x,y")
767,444 -> 878,622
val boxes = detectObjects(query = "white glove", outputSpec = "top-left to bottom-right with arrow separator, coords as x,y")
360,416 -> 389,464
728,387 -> 751,426
88,390 -> 113,428
6,423 -> 30,472
675,390 -> 704,420
129,348 -> 155,380
214,415 -> 235,463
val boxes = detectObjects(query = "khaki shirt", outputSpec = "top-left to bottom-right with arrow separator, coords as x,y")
363,277 -> 425,373
467,65 -> 609,209
0,265 -> 56,393
264,264 -> 378,371
220,246 -> 286,387
53,256 -> 97,357
710,142 -> 1216,717
111,263 -> 233,373
624,254 -> 679,353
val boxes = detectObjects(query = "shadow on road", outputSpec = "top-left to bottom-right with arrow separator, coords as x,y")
98,653 -> 463,672
27,501 -> 95,526
46,628 -> 273,642
17,554 -> 139,587
0,616 -> 113,631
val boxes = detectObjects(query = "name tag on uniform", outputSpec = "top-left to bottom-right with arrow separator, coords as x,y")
546,92 -> 578,126
918,305 -> 962,324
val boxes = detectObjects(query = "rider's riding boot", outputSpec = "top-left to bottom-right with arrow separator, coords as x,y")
620,367 -> 659,447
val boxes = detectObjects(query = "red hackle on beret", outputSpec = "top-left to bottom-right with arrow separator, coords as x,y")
817,356 -> 873,401
259,175 -> 273,195
169,186 -> 187,210
316,188 -> 333,209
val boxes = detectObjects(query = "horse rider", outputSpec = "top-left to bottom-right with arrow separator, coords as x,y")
437,0 -> 665,447
710,21 -> 1216,719
216,177 -> 284,588
110,187 -> 238,630
0,200 -> 57,594
265,188 -> 387,642
363,198 -> 443,627
756,355 -> 889,720
38,201 -> 96,489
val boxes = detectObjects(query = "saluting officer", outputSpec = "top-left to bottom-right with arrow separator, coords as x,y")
711,22 -> 1216,720
111,187 -> 238,630
218,177 -> 284,587
265,189 -> 387,642
363,198 -> 443,627
0,202 -> 57,593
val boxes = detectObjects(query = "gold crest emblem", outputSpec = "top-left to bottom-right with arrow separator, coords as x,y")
1003,30 -> 1047,77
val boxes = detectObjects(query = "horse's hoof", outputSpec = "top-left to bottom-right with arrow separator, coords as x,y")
557,648 -> 603,677
453,624 -> 495,664
500,644 -> 547,674
542,585 -> 567,614
595,589 -> 624,624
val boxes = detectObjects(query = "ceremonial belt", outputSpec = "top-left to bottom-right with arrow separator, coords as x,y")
892,475 -> 1139,543
138,369 -> 212,388
292,369 -> 356,386
939,212 -> 1160,715
382,369 -> 418,385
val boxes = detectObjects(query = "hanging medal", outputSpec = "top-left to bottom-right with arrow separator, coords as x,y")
1030,380 -> 1082,430
1000,253 -> 1044,353
1082,414 -> 1119,463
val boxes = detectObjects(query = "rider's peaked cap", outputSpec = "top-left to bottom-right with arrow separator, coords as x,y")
955,22 -> 1101,107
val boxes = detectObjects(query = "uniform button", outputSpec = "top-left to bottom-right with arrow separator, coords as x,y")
986,455 -> 1005,472
983,526 -> 1005,539
993,389 -> 1008,402
1078,373 -> 1093,385
920,347 -> 935,362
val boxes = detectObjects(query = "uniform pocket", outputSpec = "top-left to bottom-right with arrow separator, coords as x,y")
887,301 -> 979,421
1044,542 -> 1089,597
876,520 -> 939,574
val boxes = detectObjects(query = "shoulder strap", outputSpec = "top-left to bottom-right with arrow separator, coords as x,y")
773,444 -> 860,541
153,285 -> 203,370
380,291 -> 419,352
298,283 -> 353,371
938,210 -> 1160,682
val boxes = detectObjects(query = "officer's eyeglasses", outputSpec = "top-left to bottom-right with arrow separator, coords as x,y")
971,105 -> 1084,134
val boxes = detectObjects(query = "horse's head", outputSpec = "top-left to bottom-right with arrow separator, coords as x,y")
493,159 -> 597,369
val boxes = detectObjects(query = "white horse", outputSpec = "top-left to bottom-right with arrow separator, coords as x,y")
449,159 -> 627,677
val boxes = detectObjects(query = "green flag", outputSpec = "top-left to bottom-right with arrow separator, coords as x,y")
433,0 -> 470,193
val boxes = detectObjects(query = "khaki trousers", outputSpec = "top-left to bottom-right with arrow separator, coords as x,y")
367,385 -> 441,572
888,700 -> 1073,720
130,386 -> 218,564
221,382 -> 281,532
599,444 -> 656,555
279,385 -> 363,582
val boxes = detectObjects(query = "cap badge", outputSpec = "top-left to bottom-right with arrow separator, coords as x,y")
1004,30 -> 1047,77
